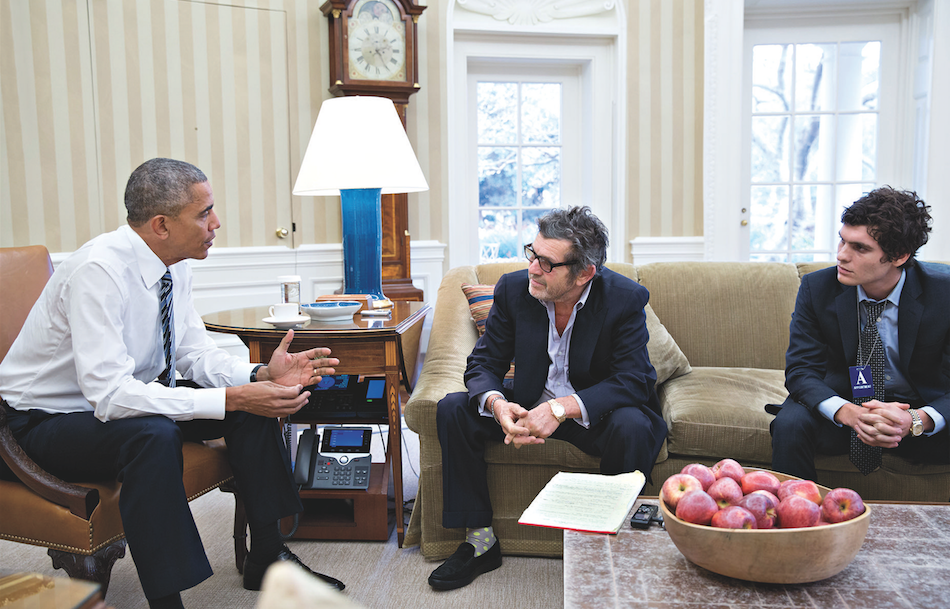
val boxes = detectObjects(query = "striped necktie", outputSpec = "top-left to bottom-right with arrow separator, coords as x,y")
158,270 -> 176,388
850,299 -> 885,475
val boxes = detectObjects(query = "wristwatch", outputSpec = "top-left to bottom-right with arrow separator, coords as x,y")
547,399 -> 567,424
909,409 -> 923,437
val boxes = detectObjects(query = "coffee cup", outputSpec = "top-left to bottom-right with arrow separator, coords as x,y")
269,303 -> 299,321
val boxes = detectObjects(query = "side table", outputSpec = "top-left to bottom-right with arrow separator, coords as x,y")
203,301 -> 429,546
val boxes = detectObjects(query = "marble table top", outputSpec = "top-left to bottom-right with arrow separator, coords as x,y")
564,498 -> 950,608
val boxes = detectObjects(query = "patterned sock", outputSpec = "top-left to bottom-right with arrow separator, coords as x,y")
466,526 -> 497,557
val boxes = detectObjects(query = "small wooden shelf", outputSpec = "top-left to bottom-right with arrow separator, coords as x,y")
280,460 -> 392,541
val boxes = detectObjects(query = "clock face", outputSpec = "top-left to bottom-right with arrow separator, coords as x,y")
348,0 -> 407,82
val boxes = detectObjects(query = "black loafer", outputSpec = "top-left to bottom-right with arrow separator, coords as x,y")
428,541 -> 502,590
243,545 -> 345,592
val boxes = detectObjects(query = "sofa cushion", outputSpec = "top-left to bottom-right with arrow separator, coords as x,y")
659,367 -> 788,464
461,283 -> 690,385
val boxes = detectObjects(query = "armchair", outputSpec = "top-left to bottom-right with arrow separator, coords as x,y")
0,245 -> 248,596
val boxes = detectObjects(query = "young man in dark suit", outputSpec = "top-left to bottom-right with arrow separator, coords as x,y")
771,186 -> 950,481
428,206 -> 667,590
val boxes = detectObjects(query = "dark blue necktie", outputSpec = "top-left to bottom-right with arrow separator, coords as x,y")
158,270 -> 176,388
850,300 -> 885,475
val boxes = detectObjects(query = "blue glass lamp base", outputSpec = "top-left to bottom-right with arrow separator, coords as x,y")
340,188 -> 385,301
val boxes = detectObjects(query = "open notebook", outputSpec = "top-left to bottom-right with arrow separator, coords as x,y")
518,471 -> 646,534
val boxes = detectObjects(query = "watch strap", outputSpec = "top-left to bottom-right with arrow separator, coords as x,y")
250,364 -> 264,383
909,408 -> 923,436
547,399 -> 567,423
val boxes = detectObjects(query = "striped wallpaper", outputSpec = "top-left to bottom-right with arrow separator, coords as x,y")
1,0 -> 704,256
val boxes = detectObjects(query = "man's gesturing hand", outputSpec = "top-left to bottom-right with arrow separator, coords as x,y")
492,399 -> 543,448
257,329 -> 339,387
225,381 -> 311,418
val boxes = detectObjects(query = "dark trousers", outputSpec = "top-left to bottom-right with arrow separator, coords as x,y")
770,399 -> 950,480
4,402 -> 302,600
436,391 -> 662,529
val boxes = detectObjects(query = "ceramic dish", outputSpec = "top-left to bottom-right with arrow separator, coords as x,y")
301,301 -> 362,322
262,314 -> 310,329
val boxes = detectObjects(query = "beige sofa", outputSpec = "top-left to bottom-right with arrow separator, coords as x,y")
403,261 -> 950,560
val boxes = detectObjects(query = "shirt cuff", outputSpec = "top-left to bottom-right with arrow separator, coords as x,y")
818,396 -> 849,426
193,386 -> 227,420
572,393 -> 590,428
920,406 -> 946,435
478,391 -> 504,418
235,362 -> 258,386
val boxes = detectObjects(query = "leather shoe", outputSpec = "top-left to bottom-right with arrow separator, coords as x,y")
428,541 -> 502,590
243,545 -> 345,592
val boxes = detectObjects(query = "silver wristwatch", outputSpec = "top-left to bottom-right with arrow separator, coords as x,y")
547,399 -> 567,424
909,409 -> 923,437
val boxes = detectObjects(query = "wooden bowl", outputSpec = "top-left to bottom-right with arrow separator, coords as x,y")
659,469 -> 871,584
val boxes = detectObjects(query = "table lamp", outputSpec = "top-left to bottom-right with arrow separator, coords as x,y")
292,96 -> 428,306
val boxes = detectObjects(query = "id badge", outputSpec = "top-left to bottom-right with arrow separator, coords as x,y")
849,365 -> 874,399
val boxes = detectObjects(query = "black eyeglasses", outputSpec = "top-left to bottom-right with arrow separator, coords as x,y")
524,244 -> 576,273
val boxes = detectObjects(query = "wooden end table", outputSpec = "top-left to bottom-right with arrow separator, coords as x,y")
203,301 -> 429,546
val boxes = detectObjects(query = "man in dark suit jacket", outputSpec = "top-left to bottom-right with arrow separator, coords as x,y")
428,206 -> 667,590
772,186 -> 950,481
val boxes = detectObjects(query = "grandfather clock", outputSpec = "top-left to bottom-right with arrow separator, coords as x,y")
321,0 -> 426,301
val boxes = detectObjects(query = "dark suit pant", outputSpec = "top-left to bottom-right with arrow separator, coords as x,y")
771,399 -> 950,481
436,391 -> 662,529
6,405 -> 302,600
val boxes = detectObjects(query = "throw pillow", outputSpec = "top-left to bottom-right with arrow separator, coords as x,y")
460,283 -> 691,385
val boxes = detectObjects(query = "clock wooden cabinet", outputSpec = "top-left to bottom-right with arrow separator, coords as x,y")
321,0 -> 426,301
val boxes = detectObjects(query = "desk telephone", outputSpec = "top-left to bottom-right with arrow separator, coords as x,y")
294,427 -> 373,490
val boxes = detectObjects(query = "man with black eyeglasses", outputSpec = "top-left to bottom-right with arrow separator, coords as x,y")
427,206 -> 667,590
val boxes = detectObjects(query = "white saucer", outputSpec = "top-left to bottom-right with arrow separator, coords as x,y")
262,314 -> 310,329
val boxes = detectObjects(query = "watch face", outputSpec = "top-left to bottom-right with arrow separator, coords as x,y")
348,0 -> 407,82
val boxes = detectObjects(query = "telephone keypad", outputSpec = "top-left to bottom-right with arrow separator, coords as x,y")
310,456 -> 371,490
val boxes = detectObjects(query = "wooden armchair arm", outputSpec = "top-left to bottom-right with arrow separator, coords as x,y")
0,406 -> 99,519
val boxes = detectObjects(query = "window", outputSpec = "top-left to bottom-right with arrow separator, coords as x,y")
743,22 -> 901,262
476,80 -> 563,262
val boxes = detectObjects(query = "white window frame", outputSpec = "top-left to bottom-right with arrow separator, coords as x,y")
741,22 -> 902,262
448,28 -> 623,268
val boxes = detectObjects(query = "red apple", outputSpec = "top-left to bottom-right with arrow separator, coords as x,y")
738,491 -> 778,529
740,470 -> 781,496
777,479 -> 822,505
750,489 -> 780,505
707,476 -> 743,509
712,458 -> 745,483
661,473 -> 703,511
821,487 -> 866,523
776,494 -> 821,528
711,505 -> 757,529
680,463 -> 716,491
675,490 -> 719,525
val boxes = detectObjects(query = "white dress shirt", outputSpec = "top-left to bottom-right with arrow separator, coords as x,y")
0,225 -> 255,421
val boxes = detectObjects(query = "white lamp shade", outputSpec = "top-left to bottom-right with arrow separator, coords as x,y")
292,96 -> 429,196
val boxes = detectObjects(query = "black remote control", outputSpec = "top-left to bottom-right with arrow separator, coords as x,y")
630,503 -> 659,529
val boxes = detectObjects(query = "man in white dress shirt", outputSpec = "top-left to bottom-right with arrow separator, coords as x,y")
0,158 -> 344,608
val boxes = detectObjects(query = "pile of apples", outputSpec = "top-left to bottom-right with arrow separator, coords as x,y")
661,459 -> 866,529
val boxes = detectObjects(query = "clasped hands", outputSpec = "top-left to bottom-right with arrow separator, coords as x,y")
225,329 -> 338,418
492,398 -> 564,448
845,400 -> 914,448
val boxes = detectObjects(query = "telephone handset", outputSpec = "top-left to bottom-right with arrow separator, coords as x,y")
293,427 -> 372,490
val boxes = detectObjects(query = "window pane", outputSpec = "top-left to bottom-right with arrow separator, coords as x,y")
752,44 -> 793,112
521,147 -> 560,207
521,83 -> 560,144
478,209 -> 520,262
751,185 -> 789,251
478,147 -> 517,206
836,113 -> 877,181
794,115 -> 835,181
752,116 -> 790,182
751,253 -> 787,262
839,41 -> 880,111
521,209 -> 547,245
477,82 -> 517,145
795,43 -> 836,112
836,183 -> 875,211
791,185 -> 835,251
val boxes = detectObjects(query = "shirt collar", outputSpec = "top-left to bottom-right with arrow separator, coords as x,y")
120,225 -> 168,290
857,268 -> 906,307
